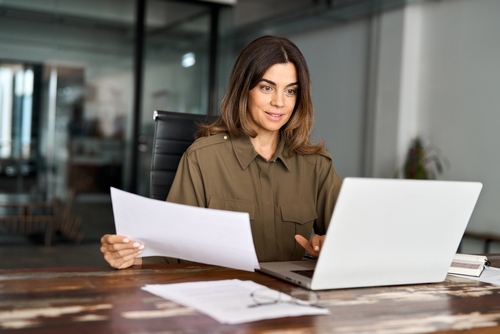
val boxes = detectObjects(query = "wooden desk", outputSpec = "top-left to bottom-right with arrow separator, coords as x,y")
1,255 -> 500,333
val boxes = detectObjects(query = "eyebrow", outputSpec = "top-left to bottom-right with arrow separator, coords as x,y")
260,78 -> 299,87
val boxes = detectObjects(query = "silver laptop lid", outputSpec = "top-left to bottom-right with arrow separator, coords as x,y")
311,177 -> 482,290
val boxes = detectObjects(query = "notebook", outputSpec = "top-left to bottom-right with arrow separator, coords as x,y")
258,177 -> 483,290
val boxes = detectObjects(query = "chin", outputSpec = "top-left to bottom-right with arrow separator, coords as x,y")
265,125 -> 285,132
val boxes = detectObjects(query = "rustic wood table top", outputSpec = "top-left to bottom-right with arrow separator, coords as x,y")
1,254 -> 500,333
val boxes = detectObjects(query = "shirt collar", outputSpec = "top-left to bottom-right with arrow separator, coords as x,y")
232,133 -> 292,171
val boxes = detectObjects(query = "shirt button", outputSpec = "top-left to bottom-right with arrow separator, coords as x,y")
223,135 -> 228,140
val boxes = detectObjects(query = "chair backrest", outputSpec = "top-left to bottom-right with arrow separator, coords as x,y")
150,110 -> 217,201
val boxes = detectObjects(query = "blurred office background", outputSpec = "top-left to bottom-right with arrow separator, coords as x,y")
0,0 -> 499,268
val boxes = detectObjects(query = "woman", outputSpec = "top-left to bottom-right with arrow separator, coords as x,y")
101,35 -> 342,269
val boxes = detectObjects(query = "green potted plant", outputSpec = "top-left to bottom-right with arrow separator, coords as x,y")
398,137 -> 449,179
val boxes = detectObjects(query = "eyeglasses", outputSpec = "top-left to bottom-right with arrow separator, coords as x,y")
249,287 -> 322,308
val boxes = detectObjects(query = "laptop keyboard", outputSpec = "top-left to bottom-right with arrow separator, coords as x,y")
291,269 -> 315,278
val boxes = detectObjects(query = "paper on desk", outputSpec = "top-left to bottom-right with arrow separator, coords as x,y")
110,187 -> 259,272
142,279 -> 329,324
451,266 -> 500,286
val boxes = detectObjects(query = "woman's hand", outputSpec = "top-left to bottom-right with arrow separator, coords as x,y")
100,234 -> 144,269
294,234 -> 325,258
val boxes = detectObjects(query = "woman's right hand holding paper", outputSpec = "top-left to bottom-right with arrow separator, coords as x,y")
100,234 -> 144,269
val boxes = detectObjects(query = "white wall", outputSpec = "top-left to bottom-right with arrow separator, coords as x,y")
417,0 -> 500,251
370,9 -> 406,178
285,0 -> 500,252
287,19 -> 371,178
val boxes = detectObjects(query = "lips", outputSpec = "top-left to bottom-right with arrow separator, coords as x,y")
265,112 -> 284,120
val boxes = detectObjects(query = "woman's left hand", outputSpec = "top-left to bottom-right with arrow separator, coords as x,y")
294,234 -> 325,258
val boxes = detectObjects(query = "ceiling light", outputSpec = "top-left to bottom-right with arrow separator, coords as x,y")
182,52 -> 196,68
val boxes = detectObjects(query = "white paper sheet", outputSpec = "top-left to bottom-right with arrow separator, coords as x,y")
110,187 -> 259,272
142,279 -> 329,324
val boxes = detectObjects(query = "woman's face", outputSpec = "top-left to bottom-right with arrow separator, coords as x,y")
248,62 -> 298,137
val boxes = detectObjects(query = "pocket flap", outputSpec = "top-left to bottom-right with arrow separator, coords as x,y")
208,196 -> 255,220
280,204 -> 317,224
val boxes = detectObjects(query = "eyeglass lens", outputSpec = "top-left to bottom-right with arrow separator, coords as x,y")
251,288 -> 319,306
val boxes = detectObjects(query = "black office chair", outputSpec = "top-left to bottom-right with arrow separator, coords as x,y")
150,110 -> 217,201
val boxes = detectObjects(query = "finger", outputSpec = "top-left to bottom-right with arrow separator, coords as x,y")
117,260 -> 135,270
101,234 -> 130,245
295,234 -> 315,255
119,250 -> 143,262
105,249 -> 142,269
312,235 -> 326,255
117,256 -> 142,269
113,241 -> 145,252
116,251 -> 143,269
100,234 -> 128,252
319,235 -> 325,249
294,234 -> 308,248
101,242 -> 131,253
109,247 -> 143,260
103,244 -> 144,264
311,236 -> 320,252
310,235 -> 325,253
101,238 -> 144,253
110,257 -> 133,269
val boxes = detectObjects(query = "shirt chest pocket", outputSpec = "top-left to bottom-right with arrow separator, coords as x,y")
280,204 -> 317,238
280,204 -> 318,259
208,196 -> 255,220
280,204 -> 317,227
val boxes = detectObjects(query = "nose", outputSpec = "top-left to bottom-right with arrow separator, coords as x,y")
271,91 -> 284,108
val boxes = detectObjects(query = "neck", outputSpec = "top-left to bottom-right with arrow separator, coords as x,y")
250,132 -> 280,161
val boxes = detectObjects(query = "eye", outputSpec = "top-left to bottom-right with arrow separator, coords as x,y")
260,85 -> 273,92
285,88 -> 297,96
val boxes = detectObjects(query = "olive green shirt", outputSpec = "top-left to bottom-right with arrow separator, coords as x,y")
144,133 -> 342,264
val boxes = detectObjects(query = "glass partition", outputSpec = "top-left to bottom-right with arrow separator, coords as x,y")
136,0 -> 216,196
0,0 -> 136,201
0,63 -> 40,195
0,0 -> 232,202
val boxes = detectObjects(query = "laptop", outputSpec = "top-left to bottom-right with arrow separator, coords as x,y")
258,177 -> 483,290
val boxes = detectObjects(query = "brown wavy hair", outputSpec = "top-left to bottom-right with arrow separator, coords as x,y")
196,35 -> 324,155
